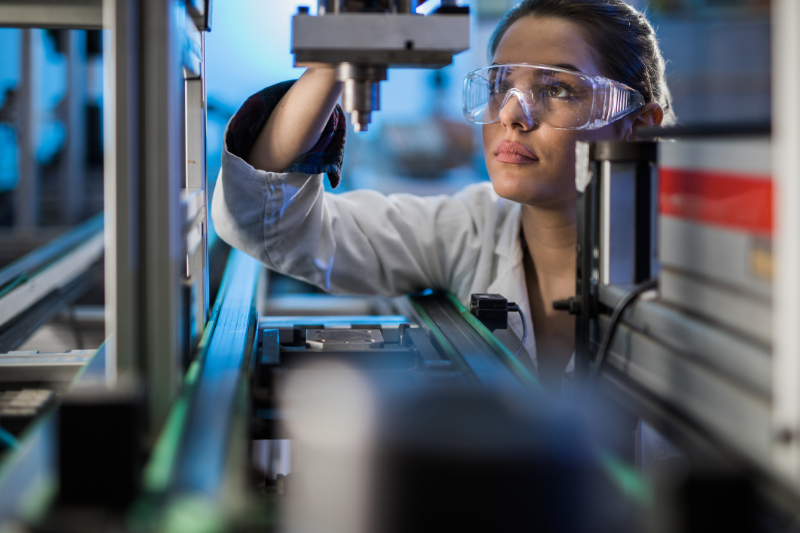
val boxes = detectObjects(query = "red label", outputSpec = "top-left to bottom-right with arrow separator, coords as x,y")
659,168 -> 773,235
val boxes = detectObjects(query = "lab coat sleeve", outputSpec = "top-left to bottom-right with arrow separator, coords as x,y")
212,143 -> 496,297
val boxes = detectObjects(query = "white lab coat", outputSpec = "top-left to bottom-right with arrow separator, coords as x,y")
211,139 -> 562,376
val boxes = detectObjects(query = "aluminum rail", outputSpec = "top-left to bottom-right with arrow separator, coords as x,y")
0,214 -> 102,291
0,214 -> 104,352
145,249 -> 259,498
0,0 -> 102,29
408,292 -> 539,391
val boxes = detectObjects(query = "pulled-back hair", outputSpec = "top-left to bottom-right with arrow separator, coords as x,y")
489,0 -> 675,124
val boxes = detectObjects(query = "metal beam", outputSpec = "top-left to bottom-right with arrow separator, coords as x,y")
0,213 -> 102,289
0,264 -> 101,353
0,351 -> 94,383
185,32 -> 208,345
0,232 -> 103,329
16,29 -> 37,229
772,0 -> 800,484
171,249 -> 259,496
103,0 -> 141,389
62,30 -> 87,224
140,0 -> 185,430
0,1 -> 102,29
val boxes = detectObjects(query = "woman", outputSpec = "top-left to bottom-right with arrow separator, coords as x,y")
212,0 -> 673,392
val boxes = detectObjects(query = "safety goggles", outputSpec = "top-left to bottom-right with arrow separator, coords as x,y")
463,63 -> 645,130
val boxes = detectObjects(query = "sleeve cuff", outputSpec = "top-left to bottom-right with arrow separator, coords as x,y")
225,79 -> 346,188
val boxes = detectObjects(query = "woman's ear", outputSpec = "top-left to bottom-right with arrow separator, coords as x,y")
624,103 -> 664,141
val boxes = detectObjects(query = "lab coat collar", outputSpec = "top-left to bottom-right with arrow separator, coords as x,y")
487,200 -> 577,387
485,202 -> 538,374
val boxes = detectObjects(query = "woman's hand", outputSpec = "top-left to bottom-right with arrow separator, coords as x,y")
245,67 -> 343,173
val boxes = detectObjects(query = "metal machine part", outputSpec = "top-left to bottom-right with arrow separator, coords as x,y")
306,328 -> 385,350
0,350 -> 95,384
565,140 -> 657,375
336,63 -> 386,132
0,215 -> 104,353
292,0 -> 470,131
567,134 -> 800,517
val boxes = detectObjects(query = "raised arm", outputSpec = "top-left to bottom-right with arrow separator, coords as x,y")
245,68 -> 342,173
213,74 -> 506,301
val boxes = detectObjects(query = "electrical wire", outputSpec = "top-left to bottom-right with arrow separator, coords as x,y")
508,303 -> 527,358
592,278 -> 658,377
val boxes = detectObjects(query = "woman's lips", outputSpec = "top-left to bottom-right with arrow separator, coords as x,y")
495,140 -> 539,164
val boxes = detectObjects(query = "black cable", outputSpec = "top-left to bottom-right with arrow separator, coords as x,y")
507,303 -> 527,358
591,278 -> 658,377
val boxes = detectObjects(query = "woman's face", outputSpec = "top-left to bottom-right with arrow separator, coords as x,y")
482,16 -> 627,208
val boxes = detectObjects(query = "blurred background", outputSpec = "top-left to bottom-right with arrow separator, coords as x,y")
0,0 -> 772,344
203,0 -> 771,199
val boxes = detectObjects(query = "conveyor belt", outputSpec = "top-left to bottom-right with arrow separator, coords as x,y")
170,249 -> 259,496
409,292 -> 538,391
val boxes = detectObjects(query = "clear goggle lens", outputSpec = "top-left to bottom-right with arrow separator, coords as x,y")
463,64 -> 645,130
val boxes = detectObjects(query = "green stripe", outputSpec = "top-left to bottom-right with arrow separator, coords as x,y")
597,450 -> 653,506
408,295 -> 474,378
139,251 -> 238,495
142,361 -> 201,493
0,273 -> 28,298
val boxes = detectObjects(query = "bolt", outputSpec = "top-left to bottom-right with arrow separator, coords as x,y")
777,428 -> 795,444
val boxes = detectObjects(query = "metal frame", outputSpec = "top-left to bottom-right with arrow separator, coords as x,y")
409,292 -> 539,391
0,1 -> 102,29
15,29 -> 37,229
771,0 -> 800,483
0,350 -> 94,383
0,232 -> 103,328
62,30 -> 87,224
578,93 -> 800,506
184,31 -> 209,352
578,140 -> 781,476
104,0 -> 212,429
171,250 -> 258,496
0,214 -> 104,351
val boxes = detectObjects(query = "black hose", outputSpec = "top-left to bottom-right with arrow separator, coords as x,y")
592,278 -> 658,377
508,303 -> 527,358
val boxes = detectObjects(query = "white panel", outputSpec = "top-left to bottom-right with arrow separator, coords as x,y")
660,138 -> 771,176
772,0 -> 800,484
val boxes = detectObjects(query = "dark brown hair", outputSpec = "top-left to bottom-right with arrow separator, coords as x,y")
488,0 -> 674,123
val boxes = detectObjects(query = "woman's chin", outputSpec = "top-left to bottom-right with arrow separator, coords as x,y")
489,177 -> 575,208
489,176 -> 543,204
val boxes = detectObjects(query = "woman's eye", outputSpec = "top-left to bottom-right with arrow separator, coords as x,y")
490,81 -> 510,94
546,84 -> 571,98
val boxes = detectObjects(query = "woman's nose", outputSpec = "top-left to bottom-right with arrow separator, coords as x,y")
498,89 -> 536,130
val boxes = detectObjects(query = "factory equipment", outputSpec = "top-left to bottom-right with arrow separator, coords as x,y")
0,214 -> 104,354
550,2 -> 800,519
291,0 -> 470,131
568,133 -> 774,464
1,0 -> 800,531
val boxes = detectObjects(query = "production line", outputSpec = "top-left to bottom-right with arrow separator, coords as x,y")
0,0 -> 798,531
